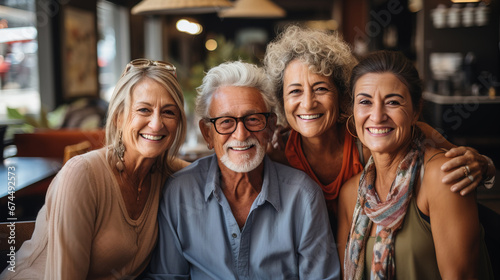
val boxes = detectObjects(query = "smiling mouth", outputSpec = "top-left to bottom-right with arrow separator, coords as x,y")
231,145 -> 255,151
367,128 -> 393,134
298,114 -> 322,120
141,134 -> 165,141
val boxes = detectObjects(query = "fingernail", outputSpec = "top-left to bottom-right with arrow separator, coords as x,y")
451,187 -> 458,192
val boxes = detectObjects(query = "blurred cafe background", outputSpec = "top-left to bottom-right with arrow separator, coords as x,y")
0,0 -> 499,245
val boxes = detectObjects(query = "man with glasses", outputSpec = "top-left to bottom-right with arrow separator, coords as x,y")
146,61 -> 339,279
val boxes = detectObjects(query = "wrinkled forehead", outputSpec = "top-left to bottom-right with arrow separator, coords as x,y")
209,86 -> 268,117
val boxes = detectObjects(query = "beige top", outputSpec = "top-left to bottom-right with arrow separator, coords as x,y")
0,149 -> 166,280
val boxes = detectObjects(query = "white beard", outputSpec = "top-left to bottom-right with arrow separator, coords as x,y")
220,137 -> 265,173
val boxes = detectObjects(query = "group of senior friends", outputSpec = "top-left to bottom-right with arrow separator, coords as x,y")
1,24 -> 495,280
144,25 -> 494,278
145,55 -> 493,279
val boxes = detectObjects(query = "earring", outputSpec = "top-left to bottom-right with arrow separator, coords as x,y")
207,143 -> 212,150
116,130 -> 125,172
346,115 -> 358,139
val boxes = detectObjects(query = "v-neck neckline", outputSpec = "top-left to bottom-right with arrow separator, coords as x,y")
98,150 -> 156,225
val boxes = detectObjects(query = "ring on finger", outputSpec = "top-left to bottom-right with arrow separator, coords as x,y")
463,166 -> 469,177
468,175 -> 474,183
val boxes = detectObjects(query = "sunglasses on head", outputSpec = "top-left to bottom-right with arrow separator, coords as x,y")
121,58 -> 177,78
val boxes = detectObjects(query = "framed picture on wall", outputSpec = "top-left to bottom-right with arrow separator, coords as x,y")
62,6 -> 98,99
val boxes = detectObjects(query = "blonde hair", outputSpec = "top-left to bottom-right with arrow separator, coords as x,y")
263,24 -> 358,126
105,65 -> 186,176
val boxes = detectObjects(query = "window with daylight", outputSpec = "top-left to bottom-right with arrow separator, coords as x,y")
0,0 -> 39,120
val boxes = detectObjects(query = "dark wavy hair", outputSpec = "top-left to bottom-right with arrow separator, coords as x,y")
350,50 -> 423,114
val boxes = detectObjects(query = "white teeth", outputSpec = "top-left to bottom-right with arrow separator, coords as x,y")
368,128 -> 391,134
232,146 -> 252,151
299,114 -> 321,120
142,134 -> 163,140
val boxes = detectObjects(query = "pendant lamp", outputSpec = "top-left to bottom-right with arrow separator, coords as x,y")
218,0 -> 286,18
132,0 -> 233,15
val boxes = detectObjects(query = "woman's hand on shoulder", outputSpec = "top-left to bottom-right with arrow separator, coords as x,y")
440,146 -> 495,195
269,124 -> 290,151
418,121 -> 495,195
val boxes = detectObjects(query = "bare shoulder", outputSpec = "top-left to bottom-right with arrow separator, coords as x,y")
421,147 -> 448,185
342,172 -> 361,193
170,157 -> 191,173
421,147 -> 475,203
339,172 -> 362,207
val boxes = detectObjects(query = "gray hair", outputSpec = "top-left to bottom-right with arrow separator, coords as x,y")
195,61 -> 276,122
105,64 -> 186,176
263,24 -> 358,126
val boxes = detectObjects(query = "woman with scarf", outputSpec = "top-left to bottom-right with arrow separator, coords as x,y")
264,25 -> 496,235
337,50 -> 492,279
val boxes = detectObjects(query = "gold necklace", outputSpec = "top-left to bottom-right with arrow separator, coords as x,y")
117,165 -> 149,202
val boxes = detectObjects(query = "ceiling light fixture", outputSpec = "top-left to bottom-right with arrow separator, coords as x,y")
218,0 -> 286,18
132,0 -> 233,15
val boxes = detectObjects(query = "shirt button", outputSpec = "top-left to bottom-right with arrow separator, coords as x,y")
232,233 -> 237,238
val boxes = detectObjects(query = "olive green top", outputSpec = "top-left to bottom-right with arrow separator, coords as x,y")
364,197 -> 493,280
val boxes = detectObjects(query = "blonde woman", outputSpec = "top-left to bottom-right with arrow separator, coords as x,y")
1,59 -> 189,279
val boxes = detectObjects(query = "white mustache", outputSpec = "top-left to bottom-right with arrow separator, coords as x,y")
223,138 -> 259,151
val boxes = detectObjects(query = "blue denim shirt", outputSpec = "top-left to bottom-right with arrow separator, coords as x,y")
146,154 -> 340,280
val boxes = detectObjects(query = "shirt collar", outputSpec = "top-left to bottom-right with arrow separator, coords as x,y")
204,154 -> 220,201
203,154 -> 281,212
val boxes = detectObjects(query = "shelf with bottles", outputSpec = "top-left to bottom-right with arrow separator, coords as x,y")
431,2 -> 490,29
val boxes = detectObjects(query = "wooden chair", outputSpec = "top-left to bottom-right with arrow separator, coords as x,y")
0,220 -> 36,251
63,140 -> 92,164
0,221 -> 36,271
8,129 -> 105,221
14,129 -> 105,160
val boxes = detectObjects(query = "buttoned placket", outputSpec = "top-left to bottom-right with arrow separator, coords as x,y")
213,184 -> 268,280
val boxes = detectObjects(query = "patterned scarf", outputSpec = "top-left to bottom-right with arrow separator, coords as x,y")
344,131 -> 424,280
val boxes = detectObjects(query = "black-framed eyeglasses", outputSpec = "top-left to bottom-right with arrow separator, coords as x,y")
121,58 -> 177,78
208,113 -> 271,135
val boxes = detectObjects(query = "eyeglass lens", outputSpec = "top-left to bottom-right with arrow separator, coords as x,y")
214,114 -> 267,134
214,114 -> 268,134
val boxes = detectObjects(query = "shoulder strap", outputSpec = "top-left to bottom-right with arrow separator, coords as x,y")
420,150 -> 447,181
